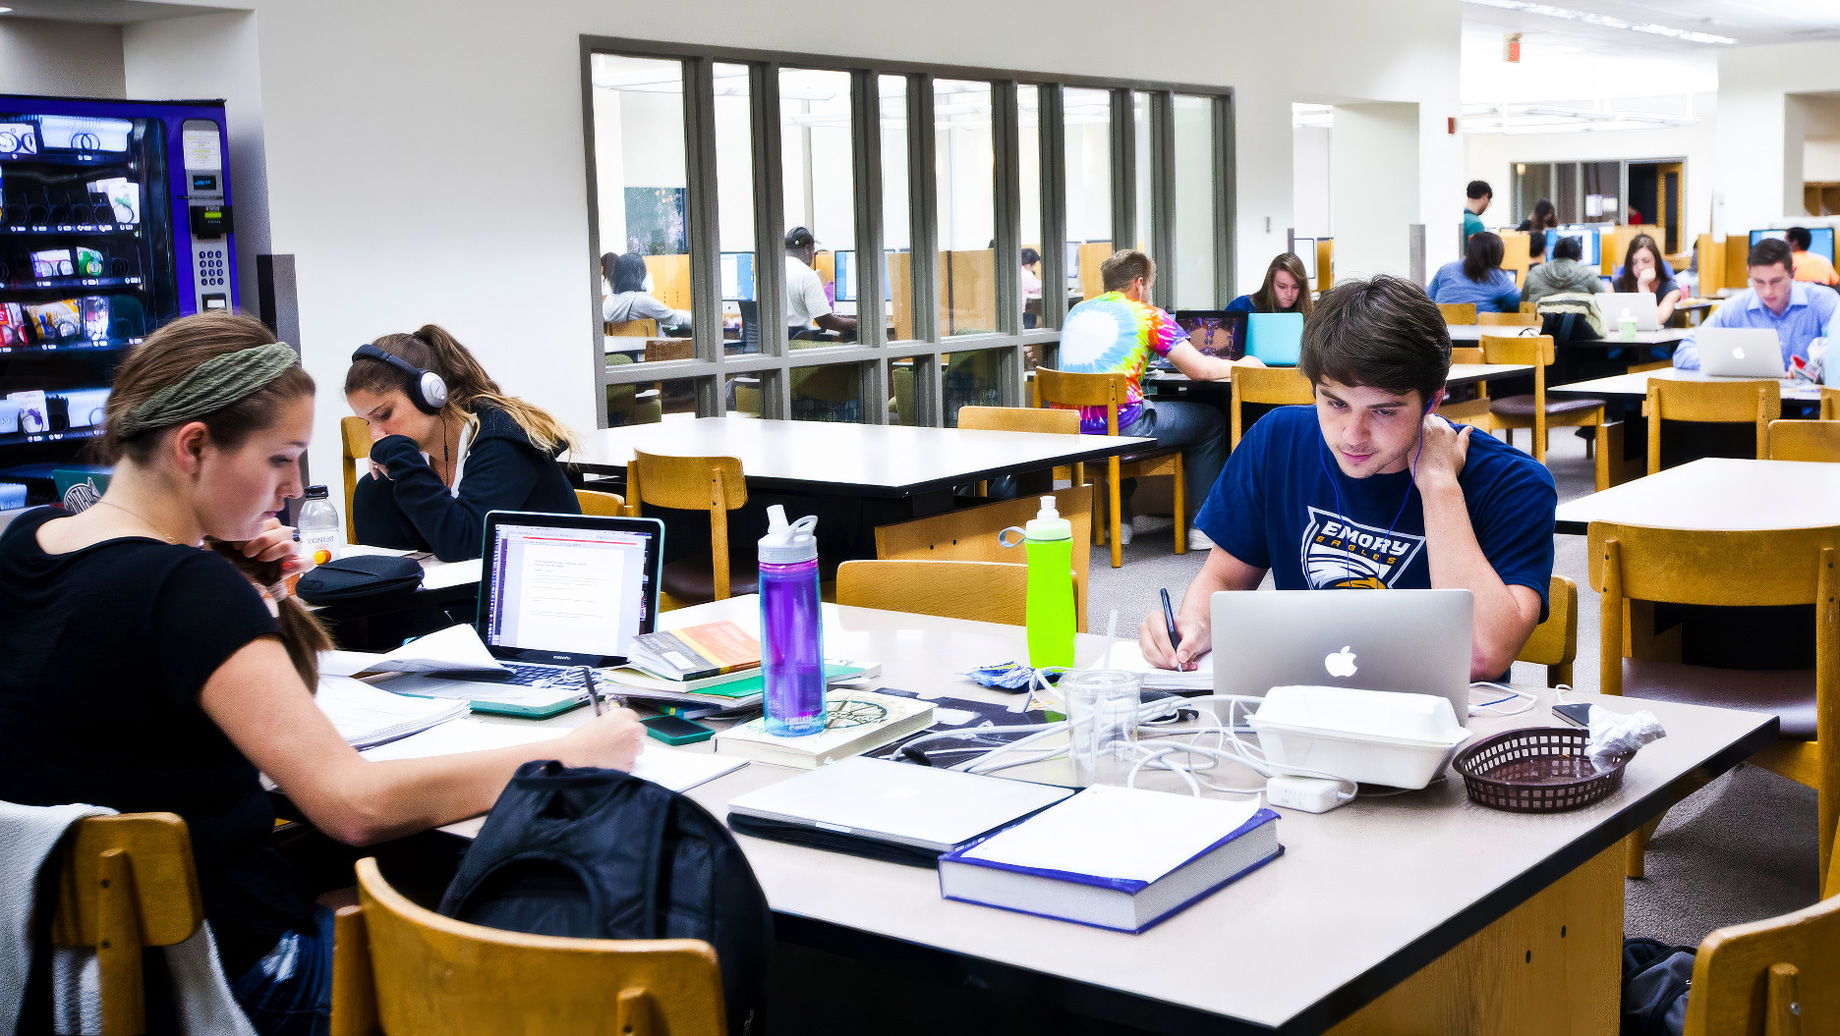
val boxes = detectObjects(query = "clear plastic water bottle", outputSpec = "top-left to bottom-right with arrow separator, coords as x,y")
1618,308 -> 1638,342
297,485 -> 340,566
759,505 -> 825,736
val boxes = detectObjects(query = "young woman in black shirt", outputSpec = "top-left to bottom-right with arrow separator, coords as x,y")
0,312 -> 642,1034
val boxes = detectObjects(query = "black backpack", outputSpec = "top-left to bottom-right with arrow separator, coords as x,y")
440,761 -> 772,1034
1622,937 -> 1694,1036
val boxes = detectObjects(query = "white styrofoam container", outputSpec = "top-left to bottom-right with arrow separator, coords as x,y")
1247,685 -> 1471,790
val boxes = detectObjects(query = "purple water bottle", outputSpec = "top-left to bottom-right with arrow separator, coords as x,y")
759,505 -> 826,736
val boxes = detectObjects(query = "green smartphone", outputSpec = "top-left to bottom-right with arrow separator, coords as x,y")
642,714 -> 715,746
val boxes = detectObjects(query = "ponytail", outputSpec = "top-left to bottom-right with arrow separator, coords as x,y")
344,324 -> 574,456
208,541 -> 332,689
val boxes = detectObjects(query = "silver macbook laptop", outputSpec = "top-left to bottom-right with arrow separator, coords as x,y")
1210,589 -> 1474,725
1696,327 -> 1787,379
1597,292 -> 1658,331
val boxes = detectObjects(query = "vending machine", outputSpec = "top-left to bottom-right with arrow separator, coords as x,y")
0,95 -> 235,506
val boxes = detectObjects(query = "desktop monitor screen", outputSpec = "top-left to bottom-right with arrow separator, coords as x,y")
1291,239 -> 1317,281
1751,228 -> 1836,265
1066,241 -> 1081,281
720,252 -> 756,302
1548,228 -> 1600,266
831,250 -> 891,303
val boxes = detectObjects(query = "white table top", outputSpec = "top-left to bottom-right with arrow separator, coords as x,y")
569,417 -> 1150,496
1554,457 -> 1840,534
1447,325 -> 1688,346
1148,363 -> 1530,388
472,597 -> 1774,1032
1548,366 -> 1825,402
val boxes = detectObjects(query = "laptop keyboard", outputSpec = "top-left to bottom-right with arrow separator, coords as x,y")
501,663 -> 590,688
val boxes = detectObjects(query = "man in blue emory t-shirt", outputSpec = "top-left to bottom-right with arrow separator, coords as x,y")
1138,275 -> 1558,681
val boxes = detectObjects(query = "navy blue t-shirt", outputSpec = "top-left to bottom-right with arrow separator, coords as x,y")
1195,406 -> 1557,619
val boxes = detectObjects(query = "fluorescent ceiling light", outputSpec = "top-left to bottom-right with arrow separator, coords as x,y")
0,8 -> 13,12
1462,0 -> 1738,45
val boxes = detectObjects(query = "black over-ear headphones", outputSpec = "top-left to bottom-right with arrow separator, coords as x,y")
352,343 -> 448,414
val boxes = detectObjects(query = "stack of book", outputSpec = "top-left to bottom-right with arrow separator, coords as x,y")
606,622 -> 875,713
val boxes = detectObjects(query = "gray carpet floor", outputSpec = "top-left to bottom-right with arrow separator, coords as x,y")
1087,426 -> 1821,947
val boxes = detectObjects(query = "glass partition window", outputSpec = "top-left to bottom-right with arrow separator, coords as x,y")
790,363 -> 863,422
1132,91 -> 1153,253
1064,86 -> 1112,305
935,79 -> 996,337
1019,85 -> 1048,332
780,68 -> 855,350
1172,95 -> 1217,310
590,54 -> 694,367
714,62 -> 758,356
877,75 -> 912,342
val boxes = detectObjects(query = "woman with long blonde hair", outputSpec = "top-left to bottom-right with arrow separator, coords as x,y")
345,324 -> 579,561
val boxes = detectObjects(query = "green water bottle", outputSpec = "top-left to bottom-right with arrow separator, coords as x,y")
1003,495 -> 1075,671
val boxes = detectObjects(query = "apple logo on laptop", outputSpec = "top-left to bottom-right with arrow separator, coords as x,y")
1732,346 -> 1745,360
1324,646 -> 1358,679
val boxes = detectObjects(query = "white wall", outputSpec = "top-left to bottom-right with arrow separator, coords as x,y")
1718,41 -> 1840,235
0,19 -> 126,98
1331,102 -> 1420,281
1292,124 -> 1332,238
97,0 -> 1465,496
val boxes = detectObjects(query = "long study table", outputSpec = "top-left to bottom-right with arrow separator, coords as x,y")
1553,456 -> 1840,535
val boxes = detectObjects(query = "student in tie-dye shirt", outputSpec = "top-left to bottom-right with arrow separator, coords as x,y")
1055,250 -> 1263,547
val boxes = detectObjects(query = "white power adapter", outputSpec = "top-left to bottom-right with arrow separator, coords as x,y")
1266,775 -> 1349,814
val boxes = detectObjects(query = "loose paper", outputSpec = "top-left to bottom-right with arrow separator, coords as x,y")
960,786 -> 1261,883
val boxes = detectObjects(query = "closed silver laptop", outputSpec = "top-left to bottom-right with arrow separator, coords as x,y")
1697,327 -> 1788,379
1596,292 -> 1658,331
1210,589 -> 1475,726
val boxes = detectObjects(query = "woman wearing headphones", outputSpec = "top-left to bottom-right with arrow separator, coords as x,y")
345,325 -> 579,562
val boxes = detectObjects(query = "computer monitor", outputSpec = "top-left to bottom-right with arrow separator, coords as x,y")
720,252 -> 755,302
1547,228 -> 1600,266
1291,239 -> 1317,281
1066,241 -> 1081,282
830,249 -> 891,303
1751,228 -> 1836,265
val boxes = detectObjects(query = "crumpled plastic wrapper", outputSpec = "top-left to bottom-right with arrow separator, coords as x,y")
1586,703 -> 1666,772
962,660 -> 1036,691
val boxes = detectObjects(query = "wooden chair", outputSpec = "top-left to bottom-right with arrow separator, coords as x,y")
626,451 -> 752,607
1589,522 -> 1838,886
340,415 -> 372,543
605,318 -> 659,338
52,813 -> 203,1036
1482,333 -> 1612,489
1437,346 -> 1497,429
1476,311 -> 1540,327
1228,365 -> 1315,449
1771,420 -> 1840,463
874,485 -> 1092,631
1517,575 -> 1577,688
1681,859 -> 1840,1036
836,560 -> 1031,625
331,857 -> 725,1036
642,338 -> 693,363
1822,385 -> 1839,421
1438,303 -> 1478,325
956,405 -> 1085,490
1644,379 -> 1781,475
1034,368 -> 1184,569
606,354 -> 663,427
574,488 -> 627,516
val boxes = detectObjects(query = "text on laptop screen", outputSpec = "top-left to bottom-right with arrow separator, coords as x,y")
485,522 -> 654,656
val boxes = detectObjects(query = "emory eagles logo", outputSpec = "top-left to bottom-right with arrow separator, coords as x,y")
1300,506 -> 1425,589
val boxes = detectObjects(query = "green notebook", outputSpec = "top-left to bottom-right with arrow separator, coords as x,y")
464,661 -> 876,719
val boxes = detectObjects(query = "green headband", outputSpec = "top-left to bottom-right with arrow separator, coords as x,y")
118,342 -> 301,438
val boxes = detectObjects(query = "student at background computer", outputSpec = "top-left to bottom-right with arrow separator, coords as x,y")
1428,232 -> 1522,313
1609,233 -> 1681,325
1021,247 -> 1044,329
1671,238 -> 1839,371
784,226 -> 856,340
0,312 -> 643,1034
1787,227 -> 1840,287
1516,198 -> 1557,266
347,325 -> 580,561
1138,276 -> 1557,681
1462,180 -> 1491,250
601,252 -> 690,329
1055,249 -> 1263,548
1227,253 -> 1314,318
1521,233 -> 1603,308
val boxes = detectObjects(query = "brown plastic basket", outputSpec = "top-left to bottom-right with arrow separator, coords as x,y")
1453,727 -> 1631,813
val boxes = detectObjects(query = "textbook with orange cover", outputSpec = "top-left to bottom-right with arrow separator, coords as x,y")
627,621 -> 762,682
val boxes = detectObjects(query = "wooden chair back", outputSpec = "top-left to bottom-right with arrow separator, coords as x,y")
340,416 -> 372,544
1682,885 -> 1840,1036
1478,333 -> 1555,368
1449,346 -> 1483,364
1034,368 -> 1181,566
643,338 -> 693,364
1229,365 -> 1315,448
836,560 -> 1031,625
1517,575 -> 1577,687
1822,385 -> 1839,421
956,405 -> 1086,487
1771,420 -> 1840,463
1033,367 -> 1128,433
628,451 -> 747,599
1438,303 -> 1478,325
1644,379 -> 1781,473
52,813 -> 203,1036
1589,522 -> 1839,875
605,318 -> 659,337
874,485 -> 1092,631
331,858 -> 725,1036
574,488 -> 627,516
1477,311 -> 1540,327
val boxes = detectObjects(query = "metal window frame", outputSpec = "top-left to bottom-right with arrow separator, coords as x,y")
580,36 -> 1235,429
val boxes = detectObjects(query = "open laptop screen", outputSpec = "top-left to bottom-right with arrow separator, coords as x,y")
480,513 -> 663,662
